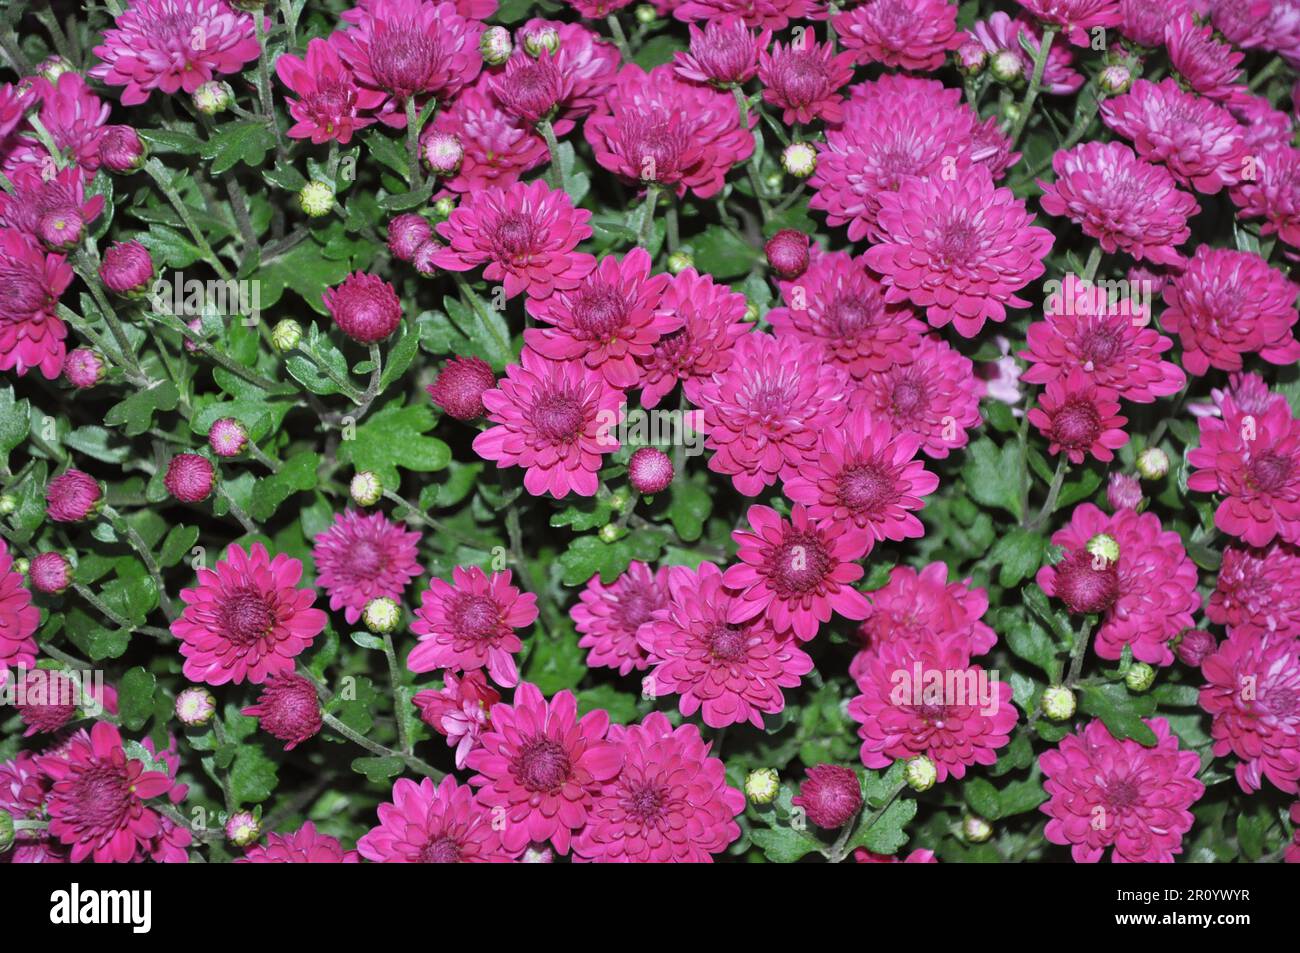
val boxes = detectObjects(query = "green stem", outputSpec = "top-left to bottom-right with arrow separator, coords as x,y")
637,186 -> 660,250
1081,244 -> 1103,283
537,118 -> 563,190
1249,56 -> 1285,92
254,13 -> 286,158
1007,27 -> 1058,148
103,504 -> 176,620
405,97 -> 423,187
605,14 -> 632,59
321,712 -> 444,780
1066,617 -> 1095,686
144,159 -> 232,281
218,486 -> 257,535
382,633 -> 412,756
1029,455 -> 1069,531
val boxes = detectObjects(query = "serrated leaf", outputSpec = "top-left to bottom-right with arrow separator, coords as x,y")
229,744 -> 279,805
337,401 -> 451,489
750,826 -> 823,863
118,667 -> 157,731
351,756 -> 404,784
961,437 -> 1023,518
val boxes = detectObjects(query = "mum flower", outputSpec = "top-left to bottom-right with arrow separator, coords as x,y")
3,74 -> 109,178
968,12 -> 1083,95
413,670 -> 500,769
863,166 -> 1053,337
524,247 -> 676,389
833,0 -> 963,70
241,674 -> 322,751
0,751 -> 59,862
756,37 -> 855,126
467,682 -> 623,855
1038,141 -> 1197,267
639,561 -> 814,728
574,711 -> 744,862
673,0 -> 814,30
1014,0 -> 1121,46
1208,542 -> 1300,639
0,166 -> 105,250
1027,369 -> 1129,464
572,561 -> 666,677
45,468 -> 102,522
0,227 -> 73,379
275,36 -> 386,145
1036,503 -> 1201,666
407,565 -> 538,688
853,562 -> 997,662
857,336 -> 982,459
1040,718 -> 1203,862
91,0 -> 261,107
0,539 -> 39,683
856,848 -> 938,863
473,347 -> 623,498
171,542 -> 328,685
358,776 -> 513,862
236,822 -> 359,863
431,179 -> 594,299
312,510 -> 422,625
1229,145 -> 1300,250
724,503 -> 871,642
674,16 -> 770,87
1117,0 -> 1190,47
426,77 -> 548,194
1164,14 -> 1248,106
491,19 -> 619,134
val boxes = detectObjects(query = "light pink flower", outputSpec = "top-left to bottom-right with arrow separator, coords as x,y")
857,335 -> 982,459
1230,144 -> 1300,250
312,510 -> 422,625
572,561 -> 666,676
358,776 -> 514,862
674,16 -> 770,87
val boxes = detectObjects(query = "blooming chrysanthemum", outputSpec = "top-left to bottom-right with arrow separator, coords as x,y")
0,166 -> 105,249
863,166 -> 1053,337
724,503 -> 871,642
1161,245 -> 1300,376
639,561 -> 814,727
236,822 -> 359,863
241,674 -> 322,751
674,16 -> 769,87
0,751 -> 60,863
413,670 -> 500,769
1164,14 -> 1248,105
3,74 -> 109,178
0,539 -> 39,684
673,0 -> 814,30
848,632 -> 1018,781
1232,93 -> 1295,154
1040,718 -> 1203,862
427,77 -> 547,194
968,12 -> 1083,95
1027,369 -> 1129,464
1229,145 -> 1300,249
467,682 -> 622,855
584,64 -> 753,200
636,267 -> 750,408
0,227 -> 73,379
431,179 -> 594,299
0,81 -> 31,141
757,37 -> 855,126
855,848 -> 938,863
1208,371 -> 1289,419
1036,503 -> 1201,666
573,561 -> 667,677
171,542 -> 328,686
407,565 -> 537,688
1014,0 -> 1121,46
573,711 -> 744,862
692,332 -> 849,496
491,19 -> 619,134
1038,141 -> 1197,267
1201,629 -> 1300,794
312,510 -> 422,625
358,776 -> 513,862
275,36 -> 386,145
15,669 -> 86,737
1117,0 -> 1191,47
473,346 -> 623,498
1101,78 -> 1248,195
766,248 -> 924,380
524,248 -> 676,389
857,335 -> 981,459
834,0 -> 963,70
854,562 -> 997,663
1209,542 -> 1300,639
90,0 -> 260,106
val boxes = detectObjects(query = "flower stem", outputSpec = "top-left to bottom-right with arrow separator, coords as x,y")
405,97 -> 423,187
144,159 -> 232,281
253,13 -> 286,158
1029,455 -> 1069,531
605,14 -> 631,59
382,632 -> 412,756
537,118 -> 563,190
637,185 -> 660,250
321,711 -> 444,780
103,504 -> 176,621
1008,26 -> 1058,148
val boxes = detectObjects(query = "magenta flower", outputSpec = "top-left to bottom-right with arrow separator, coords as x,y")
0,751 -> 60,862
0,166 -> 105,250
431,179 -> 594,300
853,562 -> 997,663
639,562 -> 813,728
1230,144 -> 1300,250
91,0 -> 261,106
3,74 -> 108,178
572,561 -> 666,677
1036,503 -> 1201,666
491,19 -> 619,134
312,510 -> 422,625
863,166 -> 1053,337
757,37 -> 855,125
236,822 -> 359,863
276,36 -> 386,145
1165,14 -> 1248,105
1040,718 -> 1203,862
968,12 -> 1083,95
524,248 -> 676,389
427,355 -> 496,420
724,503 -> 871,642
467,681 -> 623,855
0,227 -> 72,379
407,565 -> 538,688
834,0 -> 963,70
857,336 -> 982,459
0,540 -> 39,685
171,542 -> 328,686
1118,0 -> 1190,47
241,674 -> 322,751
1027,369 -> 1129,464
674,16 -> 770,87
358,776 -> 514,862
473,347 -> 623,498
1209,543 -> 1300,640
793,764 -> 863,830
426,76 -> 548,194
573,711 -> 744,862
45,468 -> 102,523
856,848 -> 938,863
1014,0 -> 1121,45
413,670 -> 500,770
673,0 -> 814,30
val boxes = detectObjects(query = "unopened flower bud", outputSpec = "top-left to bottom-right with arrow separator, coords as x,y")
433,196 -> 457,219
45,469 -> 103,523
164,453 -> 215,503
744,767 -> 780,805
1098,64 -> 1132,96
271,319 -> 303,353
363,597 -> 401,634
1176,629 -> 1216,667
38,55 -> 74,82
1106,472 -> 1142,511
63,348 -> 105,389
99,240 -> 155,296
99,124 -> 147,174
350,471 -> 383,507
208,417 -> 249,458
793,764 -> 862,829
781,141 -> 817,178
522,843 -> 554,863
480,25 -> 513,66
1136,447 -> 1168,480
744,302 -> 761,322
1125,662 -> 1155,693
29,551 -> 72,595
989,50 -> 1024,84
522,25 -> 560,58
175,686 -> 216,727
0,493 -> 16,516
599,523 -> 623,543
904,755 -> 937,792
299,180 -> 335,217
956,40 -> 987,75
225,811 -> 260,847
193,80 -> 233,115
38,205 -> 83,252
422,132 -> 463,176
635,4 -> 657,24
1040,685 -> 1076,721
666,250 -> 693,275
765,228 -> 810,280
963,814 -> 993,843
628,447 -> 674,495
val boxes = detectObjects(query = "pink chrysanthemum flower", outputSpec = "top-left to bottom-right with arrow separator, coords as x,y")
2,74 -> 108,177
427,77 -> 547,194
783,407 -> 937,547
413,670 -> 500,770
467,682 -> 622,855
1232,93 -> 1294,154
692,332 -> 849,496
1020,274 -> 1184,403
1188,394 -> 1300,547
240,674 -> 322,751
1038,141 -> 1197,267
0,227 -> 73,379
1118,0 -> 1191,47
358,776 -> 514,862
45,468 -> 101,522
1027,369 -> 1129,464
37,722 -> 174,863
1014,0 -> 1121,45
90,0 -> 260,106
0,167 -> 105,250
573,711 -> 744,862
863,166 -> 1053,337
171,542 -> 328,686
473,347 -> 623,498
1201,629 -> 1300,794
0,81 -> 31,140
1036,503 -> 1201,666
573,561 -> 666,677
14,668 -> 104,737
236,822 -> 359,863
407,565 -> 537,688
674,16 -> 770,87
431,179 -> 594,299
849,632 -> 1018,781
637,267 -> 750,409
757,37 -> 855,126
1101,78 -> 1248,195
0,539 -> 39,684
584,64 -> 754,200
312,510 -> 421,625
673,0 -> 814,29
857,335 -> 981,459
0,751 -> 60,863
853,562 -> 997,663
767,248 -> 924,380
524,248 -> 676,389
834,0 -> 963,70
1162,244 -> 1300,377
492,19 -> 618,134
1040,718 -> 1203,862
1164,14 -> 1248,105
1230,145 -> 1300,250
335,0 -> 482,127
1209,542 -> 1300,639
793,764 -> 863,829
968,12 -> 1083,95
639,562 -> 814,727
724,503 -> 870,642
1209,371 -> 1289,419
276,36 -> 386,145
855,848 -> 938,863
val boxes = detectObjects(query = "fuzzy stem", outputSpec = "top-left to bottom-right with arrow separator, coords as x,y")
1008,26 -> 1058,148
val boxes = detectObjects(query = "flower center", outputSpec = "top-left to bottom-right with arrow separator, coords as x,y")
218,589 -> 276,645
824,295 -> 874,338
933,215 -> 982,267
769,532 -> 831,596
623,115 -> 687,181
615,588 -> 659,632
1104,777 -> 1142,810
1077,325 -> 1123,369
493,212 -> 542,261
531,391 -> 584,443
1054,550 -> 1120,615
371,27 -> 442,97
623,782 -> 668,823
707,623 -> 749,662
1248,452 -> 1293,493
513,738 -> 572,793
419,835 -> 463,863
348,539 -> 386,577
571,282 -> 630,340
1263,686 -> 1297,717
69,764 -> 131,828
1052,398 -> 1102,451
890,377 -> 925,416
838,462 -> 894,513
777,53 -> 830,107
450,594 -> 500,640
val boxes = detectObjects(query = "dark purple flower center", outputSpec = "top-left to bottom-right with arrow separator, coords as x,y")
492,212 -> 542,261
1248,451 -> 1293,494
933,215 -> 983,267
348,538 -> 386,577
621,116 -> 688,181
513,738 -> 571,793
370,26 -> 443,97
615,587 -> 659,633
531,391 -> 585,443
419,835 -> 463,863
450,593 -> 500,640
68,764 -> 131,829
837,462 -> 895,513
768,532 -> 831,596
707,623 -> 749,662
1104,777 -> 1142,811
623,782 -> 668,823
1077,325 -> 1123,368
890,376 -> 926,416
824,294 -> 875,338
774,52 -> 830,107
1054,551 -> 1120,615
218,589 -> 276,645
1052,398 -> 1102,451
1263,686 -> 1297,717
571,282 -> 630,341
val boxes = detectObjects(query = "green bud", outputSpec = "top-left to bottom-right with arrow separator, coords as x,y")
270,319 -> 302,353
904,755 -> 937,792
666,250 -> 694,275
1086,533 -> 1120,566
1125,662 -> 1156,693
781,142 -> 817,179
363,597 -> 401,634
1040,685 -> 1076,721
744,768 -> 780,805
298,181 -> 335,218
193,80 -> 234,115
0,493 -> 16,516
350,471 -> 383,507
963,814 -> 993,843
1136,447 -> 1169,480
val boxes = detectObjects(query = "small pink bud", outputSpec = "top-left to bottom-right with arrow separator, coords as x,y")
792,764 -> 862,829
241,674 -> 322,751
98,125 -> 147,173
412,239 -> 443,276
62,348 -> 105,389
421,131 -> 464,176
628,447 -> 674,495
45,469 -> 103,523
164,453 -> 215,503
208,418 -> 249,458
99,240 -> 154,296
323,272 -> 403,344
387,213 -> 432,262
764,228 -> 810,280
29,551 -> 72,594
1106,472 -> 1142,511
1176,630 -> 1216,667
427,356 -> 496,420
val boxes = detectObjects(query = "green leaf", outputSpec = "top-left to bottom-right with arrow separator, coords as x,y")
285,324 -> 351,395
526,628 -> 587,695
558,530 -> 670,585
137,128 -> 203,154
337,401 -> 451,489
379,323 -> 420,391
852,797 -> 918,855
118,667 -> 157,732
989,529 -> 1047,587
443,290 -> 514,371
1079,682 -> 1158,746
551,497 -> 614,532
667,477 -> 712,542
159,524 -> 200,568
0,386 -> 31,468
351,756 -> 404,784
961,437 -> 1023,518
202,120 -> 276,175
996,776 -> 1049,817
229,744 -> 279,805
249,451 -> 320,521
575,684 -> 640,724
965,778 -> 1001,820
103,381 -> 180,437
364,129 -> 411,183
1004,612 -> 1061,679
750,826 -> 824,864
692,224 -> 760,280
